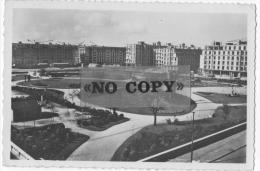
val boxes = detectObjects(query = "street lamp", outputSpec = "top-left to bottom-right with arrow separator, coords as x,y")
190,111 -> 195,162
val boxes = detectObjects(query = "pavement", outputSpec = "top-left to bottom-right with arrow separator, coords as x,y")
169,131 -> 246,163
12,78 -> 247,161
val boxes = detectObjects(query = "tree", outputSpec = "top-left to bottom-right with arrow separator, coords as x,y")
222,104 -> 230,120
151,96 -> 160,126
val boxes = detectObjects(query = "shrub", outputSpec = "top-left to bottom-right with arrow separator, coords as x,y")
166,119 -> 171,125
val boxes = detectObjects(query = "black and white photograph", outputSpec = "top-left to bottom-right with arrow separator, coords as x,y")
1,1 -> 256,170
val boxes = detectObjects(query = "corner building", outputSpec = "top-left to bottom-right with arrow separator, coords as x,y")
200,40 -> 247,80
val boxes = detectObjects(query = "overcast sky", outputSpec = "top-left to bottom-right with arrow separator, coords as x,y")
13,9 -> 247,47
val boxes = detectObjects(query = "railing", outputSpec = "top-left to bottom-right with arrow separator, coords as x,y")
10,141 -> 35,160
138,122 -> 246,162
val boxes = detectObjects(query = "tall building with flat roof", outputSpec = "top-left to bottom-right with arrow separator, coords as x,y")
200,40 -> 247,80
126,41 -> 155,66
154,45 -> 177,67
153,43 -> 201,72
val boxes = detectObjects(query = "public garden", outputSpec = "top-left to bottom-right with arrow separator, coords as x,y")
11,69 -> 247,161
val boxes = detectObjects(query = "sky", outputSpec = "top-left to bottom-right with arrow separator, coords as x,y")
13,9 -> 247,47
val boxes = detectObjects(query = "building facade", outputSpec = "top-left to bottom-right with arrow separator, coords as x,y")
154,45 -> 178,67
80,46 -> 126,66
153,43 -> 201,72
126,41 -> 155,66
12,42 -> 78,68
200,40 -> 247,79
175,47 -> 202,72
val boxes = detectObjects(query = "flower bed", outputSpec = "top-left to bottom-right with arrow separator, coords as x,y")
77,113 -> 129,131
11,123 -> 89,160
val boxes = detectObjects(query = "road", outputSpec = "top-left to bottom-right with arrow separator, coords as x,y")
169,131 -> 246,163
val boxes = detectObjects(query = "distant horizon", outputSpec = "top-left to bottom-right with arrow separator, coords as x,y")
13,9 -> 247,48
12,38 -> 246,48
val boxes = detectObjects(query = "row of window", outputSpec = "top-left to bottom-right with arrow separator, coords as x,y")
206,45 -> 246,51
203,50 -> 247,55
204,61 -> 247,65
204,56 -> 247,61
204,65 -> 247,71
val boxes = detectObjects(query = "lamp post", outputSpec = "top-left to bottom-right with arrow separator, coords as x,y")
190,111 -> 195,162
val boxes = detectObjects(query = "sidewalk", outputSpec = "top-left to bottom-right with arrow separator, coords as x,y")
169,131 -> 246,163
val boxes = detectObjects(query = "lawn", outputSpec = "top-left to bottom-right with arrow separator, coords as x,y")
119,100 -> 196,116
12,74 -> 28,81
17,77 -> 194,116
111,105 -> 246,161
18,78 -> 81,89
195,92 -> 246,104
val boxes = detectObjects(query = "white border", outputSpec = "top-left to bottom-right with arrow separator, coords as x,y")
1,0 -> 256,170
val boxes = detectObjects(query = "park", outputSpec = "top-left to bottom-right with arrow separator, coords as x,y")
11,68 -> 247,161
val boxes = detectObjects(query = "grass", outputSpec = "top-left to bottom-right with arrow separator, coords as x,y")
11,123 -> 89,160
52,133 -> 89,160
79,118 -> 130,131
195,92 -> 246,104
111,105 -> 246,161
23,78 -> 194,116
18,78 -> 81,89
13,112 -> 59,123
119,100 -> 196,116
12,74 -> 27,81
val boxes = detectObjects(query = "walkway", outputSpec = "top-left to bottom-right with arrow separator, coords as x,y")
169,131 -> 246,163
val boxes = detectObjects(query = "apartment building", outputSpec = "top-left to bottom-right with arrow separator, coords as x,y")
154,43 -> 201,72
154,45 -> 178,67
200,40 -> 247,80
126,41 -> 155,66
80,46 -> 126,66
12,42 -> 78,68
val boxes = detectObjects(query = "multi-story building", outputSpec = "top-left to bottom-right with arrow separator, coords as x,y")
12,42 -> 79,68
154,45 -> 178,67
153,43 -> 202,72
126,41 -> 155,66
200,40 -> 247,79
80,46 -> 126,66
175,46 -> 202,72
